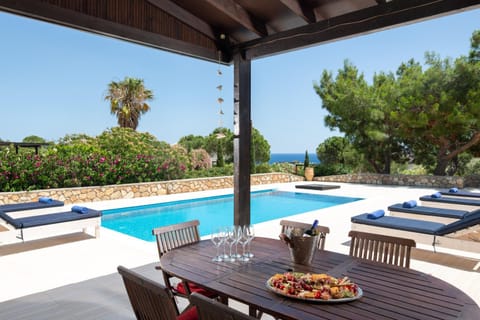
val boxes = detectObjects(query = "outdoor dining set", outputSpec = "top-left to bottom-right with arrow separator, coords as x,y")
116,187 -> 480,320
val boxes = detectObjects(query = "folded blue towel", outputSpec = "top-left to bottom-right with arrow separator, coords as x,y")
431,192 -> 442,198
402,200 -> 417,208
367,209 -> 385,219
72,206 -> 89,214
449,187 -> 459,193
38,197 -> 53,203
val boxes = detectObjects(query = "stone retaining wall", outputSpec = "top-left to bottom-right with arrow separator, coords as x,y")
1,172 -> 478,205
0,173 -> 304,205
314,173 -> 479,188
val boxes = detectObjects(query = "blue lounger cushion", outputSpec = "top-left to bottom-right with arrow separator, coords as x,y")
402,200 -> 417,208
437,209 -> 480,235
351,209 -> 480,236
351,213 -> 444,235
367,209 -> 384,219
438,189 -> 480,199
71,205 -> 89,214
0,199 -> 64,213
0,209 -> 101,229
420,195 -> 480,206
388,203 -> 469,219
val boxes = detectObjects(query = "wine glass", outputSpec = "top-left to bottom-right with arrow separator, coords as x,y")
244,224 -> 255,258
237,225 -> 250,261
211,227 -> 224,262
233,225 -> 243,259
224,226 -> 237,262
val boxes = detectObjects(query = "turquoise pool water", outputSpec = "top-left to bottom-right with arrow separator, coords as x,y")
102,190 -> 362,241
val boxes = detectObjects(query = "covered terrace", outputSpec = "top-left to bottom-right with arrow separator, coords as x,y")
2,0 -> 480,225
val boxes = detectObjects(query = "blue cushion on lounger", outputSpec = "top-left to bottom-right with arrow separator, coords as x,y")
38,197 -> 53,203
367,209 -> 384,219
0,209 -> 101,229
431,192 -> 442,198
439,189 -> 480,199
436,209 -> 480,236
351,213 -> 444,235
449,187 -> 459,193
420,195 -> 480,206
402,200 -> 417,208
72,205 -> 89,214
388,203 -> 469,219
0,199 -> 64,212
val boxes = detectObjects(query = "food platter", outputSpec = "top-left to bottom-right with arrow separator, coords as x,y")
266,272 -> 363,303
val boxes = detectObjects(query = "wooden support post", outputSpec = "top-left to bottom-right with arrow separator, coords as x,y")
233,52 -> 251,227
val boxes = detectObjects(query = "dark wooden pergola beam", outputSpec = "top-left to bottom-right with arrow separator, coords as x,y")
279,0 -> 317,24
241,0 -> 480,60
0,0 -> 221,63
146,0 -> 217,40
233,52 -> 251,227
203,0 -> 268,37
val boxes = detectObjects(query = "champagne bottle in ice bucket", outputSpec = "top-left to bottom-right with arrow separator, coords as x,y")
304,219 -> 318,236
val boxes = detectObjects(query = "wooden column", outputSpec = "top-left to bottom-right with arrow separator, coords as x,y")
233,52 -> 251,226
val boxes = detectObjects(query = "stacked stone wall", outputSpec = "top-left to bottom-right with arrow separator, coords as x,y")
314,173 -> 479,188
1,172 -> 477,206
0,173 -> 303,205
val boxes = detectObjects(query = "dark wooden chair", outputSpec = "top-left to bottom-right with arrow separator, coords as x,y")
280,219 -> 330,250
152,220 -> 218,303
190,292 -> 256,320
117,265 -> 198,320
348,230 -> 416,268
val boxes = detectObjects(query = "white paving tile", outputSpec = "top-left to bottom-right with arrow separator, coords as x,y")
1,182 -> 479,306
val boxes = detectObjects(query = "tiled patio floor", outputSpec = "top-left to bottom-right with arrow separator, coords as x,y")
1,182 -> 479,319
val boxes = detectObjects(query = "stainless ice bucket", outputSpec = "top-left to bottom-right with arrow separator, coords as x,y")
287,235 -> 319,265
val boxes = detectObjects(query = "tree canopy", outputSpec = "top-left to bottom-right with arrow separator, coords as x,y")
104,77 -> 154,130
314,30 -> 480,176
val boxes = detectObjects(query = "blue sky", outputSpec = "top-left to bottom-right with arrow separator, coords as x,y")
1,9 -> 479,153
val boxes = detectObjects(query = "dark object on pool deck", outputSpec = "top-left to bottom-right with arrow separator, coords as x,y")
295,184 -> 340,191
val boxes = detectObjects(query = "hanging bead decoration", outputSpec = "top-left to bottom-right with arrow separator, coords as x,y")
216,50 -> 224,129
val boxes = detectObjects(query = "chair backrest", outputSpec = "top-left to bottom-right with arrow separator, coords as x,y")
117,265 -> 179,320
348,230 -> 416,268
190,292 -> 256,320
152,220 -> 201,258
280,219 -> 330,250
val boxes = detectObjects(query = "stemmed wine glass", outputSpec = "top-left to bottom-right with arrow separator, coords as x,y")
224,226 -> 237,262
244,224 -> 255,258
233,225 -> 243,259
237,226 -> 250,261
211,227 -> 224,262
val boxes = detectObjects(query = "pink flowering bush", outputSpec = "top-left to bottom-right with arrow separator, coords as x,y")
0,128 -> 190,191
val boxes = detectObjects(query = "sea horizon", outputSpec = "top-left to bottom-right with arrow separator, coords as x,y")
269,153 -> 319,164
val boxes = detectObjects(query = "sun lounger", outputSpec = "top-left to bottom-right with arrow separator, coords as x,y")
0,207 -> 101,241
420,194 -> 480,211
438,188 -> 480,199
388,203 -> 469,223
351,209 -> 480,253
0,199 -> 64,213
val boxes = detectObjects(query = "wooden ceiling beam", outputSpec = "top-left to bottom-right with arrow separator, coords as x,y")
146,0 -> 217,39
241,0 -> 480,60
0,0 -> 221,62
203,0 -> 268,37
279,0 -> 316,23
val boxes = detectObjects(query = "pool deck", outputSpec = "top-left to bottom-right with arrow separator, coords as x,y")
1,182 -> 480,318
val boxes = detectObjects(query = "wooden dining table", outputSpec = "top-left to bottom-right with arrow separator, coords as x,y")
159,237 -> 479,320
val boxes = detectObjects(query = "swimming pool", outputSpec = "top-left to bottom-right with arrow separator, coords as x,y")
102,190 -> 362,241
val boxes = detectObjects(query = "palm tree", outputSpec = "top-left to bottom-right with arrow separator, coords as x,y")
104,77 -> 154,130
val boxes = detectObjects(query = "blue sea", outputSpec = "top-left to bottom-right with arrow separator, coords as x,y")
269,153 -> 319,164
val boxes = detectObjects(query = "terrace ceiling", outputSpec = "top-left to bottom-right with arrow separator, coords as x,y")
2,0 -> 480,226
1,0 -> 480,64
